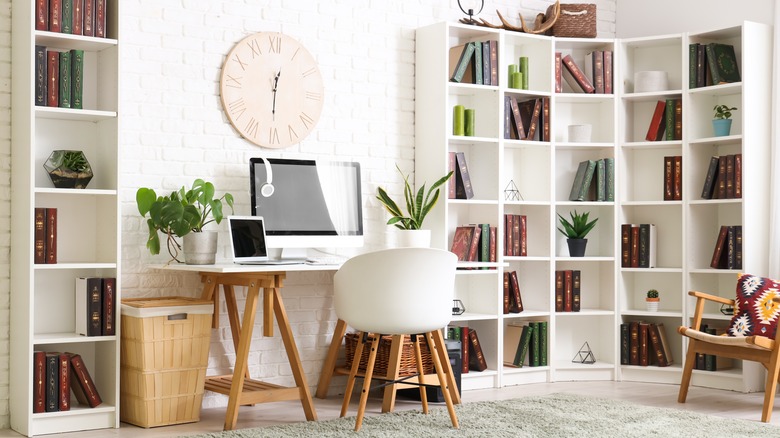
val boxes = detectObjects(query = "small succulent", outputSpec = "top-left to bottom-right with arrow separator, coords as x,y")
557,210 -> 598,239
647,289 -> 659,299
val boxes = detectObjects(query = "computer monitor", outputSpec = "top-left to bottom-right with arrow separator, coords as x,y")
250,158 -> 364,260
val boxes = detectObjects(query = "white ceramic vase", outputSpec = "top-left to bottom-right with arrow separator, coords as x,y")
183,231 -> 218,265
397,229 -> 431,248
646,300 -> 659,312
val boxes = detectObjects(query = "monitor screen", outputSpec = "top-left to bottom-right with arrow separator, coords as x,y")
250,158 -> 364,254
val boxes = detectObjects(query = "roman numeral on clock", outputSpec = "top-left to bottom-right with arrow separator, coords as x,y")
231,54 -> 247,71
224,74 -> 243,89
268,35 -> 281,54
245,117 -> 259,138
302,67 -> 317,78
247,38 -> 262,58
288,125 -> 298,141
228,98 -> 246,119
269,127 -> 280,144
305,91 -> 322,101
299,112 -> 314,129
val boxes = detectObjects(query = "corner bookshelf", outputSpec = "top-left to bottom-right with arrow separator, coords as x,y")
416,20 -> 771,393
10,1 -> 121,435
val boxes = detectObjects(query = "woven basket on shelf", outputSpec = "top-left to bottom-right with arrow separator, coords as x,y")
344,332 -> 435,377
546,3 -> 597,38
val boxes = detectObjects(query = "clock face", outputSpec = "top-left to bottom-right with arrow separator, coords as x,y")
220,32 -> 324,148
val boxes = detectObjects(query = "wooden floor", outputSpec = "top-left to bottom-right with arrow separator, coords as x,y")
2,381 -> 778,437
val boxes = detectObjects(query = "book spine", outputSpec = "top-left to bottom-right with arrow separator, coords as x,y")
561,54 -> 595,93
705,43 -> 722,84
593,51 -> 604,94
88,277 -> 102,336
530,322 -> 540,366
509,270 -> 523,313
45,353 -> 59,412
696,44 -> 706,88
674,99 -> 683,140
518,215 -> 527,256
512,214 -> 520,256
701,155 -> 720,199
603,50 -> 613,94
47,51 -> 60,107
555,270 -> 564,312
102,277 -> 116,336
710,225 -> 729,269
508,96 -> 526,139
70,49 -> 84,109
564,270 -> 573,312
620,323 -> 629,365
639,223 -> 650,268
725,154 -> 735,198
33,351 -> 46,413
572,270 -> 581,312
554,52 -> 562,93
488,40 -> 497,86
466,224 -> 481,263
61,0 -> 73,34
503,97 -> 513,139
35,46 -> 47,107
639,322 -> 649,366
36,0 -> 49,30
489,226 -> 497,266
735,225 -> 743,269
596,158 -> 606,201
68,353 -> 102,407
481,41 -> 490,86
663,156 -> 674,201
629,321 -> 639,365
472,41 -> 482,85
45,207 -> 57,263
605,157 -> 615,201
716,155 -> 727,199
645,100 -> 667,142
689,43 -> 698,89
95,0 -> 107,37
673,155 -> 682,200
515,324 -> 533,367
727,226 -> 736,269
621,224 -> 631,267
450,42 -> 475,83
526,98 -> 542,141
734,153 -> 742,198
83,0 -> 95,36
503,272 -> 510,314
460,326 -> 469,374
72,0 -> 84,35
455,152 -> 474,199
58,353 -> 70,411
49,0 -> 62,33
58,50 -> 72,108
468,329 -> 488,371
538,321 -> 547,367
448,152 -> 456,198
504,214 -> 513,256
542,97 -> 550,142
648,324 -> 667,367
34,208 -> 46,264
630,225 -> 639,268
664,99 -> 675,140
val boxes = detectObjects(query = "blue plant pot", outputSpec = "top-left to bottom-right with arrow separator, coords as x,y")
712,119 -> 732,137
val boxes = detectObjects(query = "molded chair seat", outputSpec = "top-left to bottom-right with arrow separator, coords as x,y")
334,247 -> 459,431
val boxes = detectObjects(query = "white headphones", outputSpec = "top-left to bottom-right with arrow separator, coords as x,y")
259,157 -> 274,197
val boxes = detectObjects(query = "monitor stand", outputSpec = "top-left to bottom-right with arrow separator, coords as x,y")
267,247 -> 307,264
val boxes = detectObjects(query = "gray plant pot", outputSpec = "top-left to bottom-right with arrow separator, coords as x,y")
183,231 -> 218,265
567,238 -> 587,257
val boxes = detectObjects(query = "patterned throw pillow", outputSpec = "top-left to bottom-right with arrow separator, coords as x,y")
728,273 -> 780,338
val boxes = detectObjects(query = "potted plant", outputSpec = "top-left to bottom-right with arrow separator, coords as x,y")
43,150 -> 93,189
646,289 -> 660,312
712,104 -> 737,137
136,179 -> 234,264
557,210 -> 598,257
376,164 -> 453,247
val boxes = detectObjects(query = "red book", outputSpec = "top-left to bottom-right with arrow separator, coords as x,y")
603,50 -> 613,94
503,272 -> 510,314
508,96 -> 526,140
58,353 -> 70,411
621,224 -> 631,267
34,208 -> 46,264
542,97 -> 550,142
447,152 -> 456,199
629,321 -> 639,365
509,271 -> 523,313
561,54 -> 595,93
33,351 -> 46,413
639,323 -> 650,366
95,0 -> 106,37
83,0 -> 95,36
102,277 -> 116,336
466,224 -> 481,262
645,100 -> 666,141
489,226 -> 497,265
35,0 -> 49,30
564,270 -> 573,312
673,155 -> 682,200
554,52 -> 562,93
488,40 -> 498,85
47,51 -> 60,107
734,153 -> 742,198
710,225 -> 729,269
504,214 -> 514,256
518,215 -> 527,256
460,326 -> 469,374
49,0 -> 62,33
674,99 -> 683,140
725,154 -> 735,198
512,214 -> 521,256
45,207 -> 57,264
468,329 -> 488,371
554,271 -> 564,312
715,155 -> 727,199
630,225 -> 640,268
68,353 -> 102,407
72,0 -> 84,35
450,226 -> 473,261
526,98 -> 542,141
663,156 -> 674,201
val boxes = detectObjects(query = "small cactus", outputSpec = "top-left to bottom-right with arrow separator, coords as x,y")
647,289 -> 659,299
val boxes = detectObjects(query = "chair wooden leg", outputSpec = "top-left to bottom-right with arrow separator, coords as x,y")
355,334 -> 380,432
340,331 -> 365,418
425,331 -> 459,429
412,334 -> 428,414
678,339 -> 699,403
761,350 -> 780,422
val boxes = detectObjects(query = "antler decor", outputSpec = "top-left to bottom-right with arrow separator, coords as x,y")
460,1 -> 561,34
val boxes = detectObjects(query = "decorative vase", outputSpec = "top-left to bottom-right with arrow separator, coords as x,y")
183,231 -> 218,265
43,150 -> 93,189
398,229 -> 431,248
646,298 -> 660,312
566,238 -> 587,257
712,119 -> 732,137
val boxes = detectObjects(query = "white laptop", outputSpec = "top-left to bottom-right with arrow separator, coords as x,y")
228,216 -> 271,264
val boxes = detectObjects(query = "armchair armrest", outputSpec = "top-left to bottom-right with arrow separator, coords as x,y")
688,290 -> 735,306
686,290 -> 735,331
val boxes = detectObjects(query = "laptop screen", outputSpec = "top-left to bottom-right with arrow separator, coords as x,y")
228,216 -> 268,262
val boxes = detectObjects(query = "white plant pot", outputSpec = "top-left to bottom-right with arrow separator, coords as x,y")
397,229 -> 431,248
646,300 -> 659,312
183,231 -> 218,265
567,124 -> 592,143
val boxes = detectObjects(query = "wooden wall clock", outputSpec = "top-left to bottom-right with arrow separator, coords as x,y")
220,32 -> 324,148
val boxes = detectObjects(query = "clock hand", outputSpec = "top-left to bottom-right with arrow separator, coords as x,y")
272,70 -> 281,120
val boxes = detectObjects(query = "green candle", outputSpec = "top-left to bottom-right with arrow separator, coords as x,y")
453,105 -> 465,136
511,72 -> 523,89
465,109 -> 475,136
519,56 -> 529,89
508,64 -> 518,79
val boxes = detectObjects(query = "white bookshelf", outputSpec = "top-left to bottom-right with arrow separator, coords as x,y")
10,1 -> 121,435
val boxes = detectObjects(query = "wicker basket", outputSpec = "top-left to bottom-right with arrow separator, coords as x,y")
344,332 -> 435,377
547,3 -> 597,38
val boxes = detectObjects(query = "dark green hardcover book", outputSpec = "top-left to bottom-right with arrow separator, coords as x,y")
568,160 -> 589,201
480,223 -> 490,265
689,43 -> 699,89
665,99 -> 675,140
450,42 -> 475,83
70,49 -> 84,109
620,323 -> 630,365
481,41 -> 490,86
35,45 -> 47,106
701,155 -> 720,199
61,0 -> 73,34
595,158 -> 606,201
638,224 -> 650,268
572,271 -> 581,312
605,157 -> 615,202
473,41 -> 483,85
709,43 -> 740,83
575,160 -> 597,201
514,324 -> 533,367
45,353 -> 59,412
58,50 -> 71,108
539,321 -> 547,366
530,322 -> 540,367
704,43 -> 722,85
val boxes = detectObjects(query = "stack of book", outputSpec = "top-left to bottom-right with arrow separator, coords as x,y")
449,40 -> 498,85
449,223 -> 496,268
645,99 -> 683,142
504,96 -> 550,142
701,154 -> 742,199
445,326 -> 488,373
620,321 -> 673,367
620,224 -> 657,268
689,42 -> 740,88
503,321 -> 548,368
554,270 -> 581,312
75,277 -> 117,337
662,155 -> 683,201
568,158 -> 615,202
33,351 -> 102,413
448,151 -> 474,199
36,0 -> 109,38
35,46 -> 85,109
503,271 -> 524,314
710,225 -> 742,269
503,214 -> 527,257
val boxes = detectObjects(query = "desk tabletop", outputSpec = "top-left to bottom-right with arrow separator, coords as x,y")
151,262 -> 341,274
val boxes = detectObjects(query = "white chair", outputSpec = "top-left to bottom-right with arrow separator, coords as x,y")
335,247 -> 459,431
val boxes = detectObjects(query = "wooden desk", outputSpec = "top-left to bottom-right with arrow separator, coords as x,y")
155,263 -> 339,430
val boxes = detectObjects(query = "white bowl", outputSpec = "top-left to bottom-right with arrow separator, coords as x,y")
634,71 -> 668,93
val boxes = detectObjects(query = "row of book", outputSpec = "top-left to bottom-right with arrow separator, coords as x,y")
646,99 -> 682,142
568,157 -> 615,202
502,271 -> 524,314
556,51 -> 614,94
449,40 -> 498,85
620,321 -> 674,367
503,321 -> 548,368
504,96 -> 549,142
33,351 -> 102,413
449,223 -> 496,268
35,46 -> 85,108
620,224 -> 658,268
689,42 -> 740,88
34,208 -> 57,264
445,326 -> 488,373
504,214 -> 527,257
710,225 -> 742,269
35,0 -> 108,38
663,155 -> 683,201
76,277 -> 116,337
701,154 -> 742,199
694,325 -> 732,371
554,270 -> 581,312
447,151 -> 473,200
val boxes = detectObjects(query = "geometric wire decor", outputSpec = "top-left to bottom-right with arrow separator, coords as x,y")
572,341 -> 596,364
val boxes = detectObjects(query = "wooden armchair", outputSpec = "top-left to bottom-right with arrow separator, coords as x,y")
678,290 -> 780,422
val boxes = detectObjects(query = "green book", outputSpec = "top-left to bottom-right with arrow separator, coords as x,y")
473,42 -> 483,85
530,321 -> 540,367
538,321 -> 548,367
665,99 -> 675,140
575,160 -> 597,201
59,50 -> 71,108
480,223 -> 489,266
514,324 -> 533,367
568,160 -> 589,201
595,158 -> 606,201
688,43 -> 699,89
62,0 -> 73,34
450,42 -> 476,83
708,43 -> 741,84
70,49 -> 84,109
704,43 -> 723,85
605,157 -> 615,202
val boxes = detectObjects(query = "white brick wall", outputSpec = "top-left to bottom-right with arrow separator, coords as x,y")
0,0 -> 616,423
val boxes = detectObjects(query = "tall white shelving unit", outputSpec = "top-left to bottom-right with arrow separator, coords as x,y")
10,1 -> 121,435
415,20 -> 771,393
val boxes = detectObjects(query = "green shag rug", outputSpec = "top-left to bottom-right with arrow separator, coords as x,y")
183,393 -> 778,437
